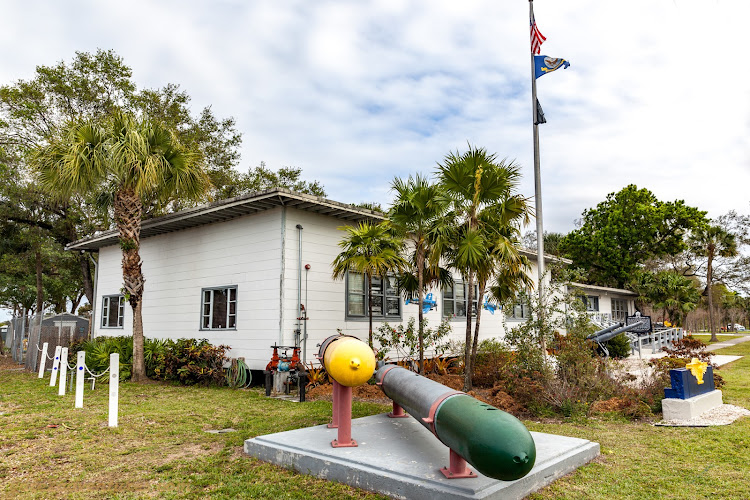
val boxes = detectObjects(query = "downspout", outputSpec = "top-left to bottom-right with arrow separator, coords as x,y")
279,207 -> 287,345
296,225 -> 303,352
89,252 -> 98,339
303,263 -> 310,364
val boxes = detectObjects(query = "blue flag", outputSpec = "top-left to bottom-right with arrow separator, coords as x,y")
534,56 -> 570,79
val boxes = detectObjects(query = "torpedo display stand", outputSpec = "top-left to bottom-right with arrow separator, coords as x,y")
246,335 -> 601,500
317,334 -> 376,448
443,449 -> 477,479
330,380 -> 356,448
387,401 -> 409,418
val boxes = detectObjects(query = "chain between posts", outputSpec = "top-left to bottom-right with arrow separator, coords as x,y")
85,365 -> 110,378
36,344 -> 55,360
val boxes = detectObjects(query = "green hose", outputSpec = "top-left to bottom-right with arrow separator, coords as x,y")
226,358 -> 252,388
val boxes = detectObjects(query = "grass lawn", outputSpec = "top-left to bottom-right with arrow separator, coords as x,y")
1,345 -> 749,500
688,334 -> 744,344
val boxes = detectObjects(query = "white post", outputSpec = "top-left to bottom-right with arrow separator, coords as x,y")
49,345 -> 62,387
108,353 -> 119,428
58,347 -> 69,396
75,351 -> 85,408
37,342 -> 49,378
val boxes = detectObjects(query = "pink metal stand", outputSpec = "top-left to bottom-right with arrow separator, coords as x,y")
388,401 -> 409,418
439,449 -> 477,479
330,380 -> 357,448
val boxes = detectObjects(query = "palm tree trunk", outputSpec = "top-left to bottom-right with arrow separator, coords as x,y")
707,253 -> 717,342
367,274 -> 374,348
463,271 -> 474,392
35,249 -> 43,317
417,247 -> 425,374
115,187 -> 148,382
76,251 -> 94,306
471,281 -> 485,371
132,300 -> 145,380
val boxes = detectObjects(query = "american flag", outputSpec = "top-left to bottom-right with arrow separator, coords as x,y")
530,14 -> 546,54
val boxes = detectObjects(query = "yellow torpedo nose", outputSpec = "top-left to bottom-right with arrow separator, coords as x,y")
322,336 -> 376,387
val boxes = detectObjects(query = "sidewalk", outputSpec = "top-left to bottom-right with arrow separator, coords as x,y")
705,334 -> 750,352
618,334 -> 747,384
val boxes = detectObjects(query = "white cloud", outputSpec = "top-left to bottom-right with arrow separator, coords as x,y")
1,0 -> 748,233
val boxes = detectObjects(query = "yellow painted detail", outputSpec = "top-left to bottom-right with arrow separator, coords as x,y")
686,357 -> 708,384
323,337 -> 376,387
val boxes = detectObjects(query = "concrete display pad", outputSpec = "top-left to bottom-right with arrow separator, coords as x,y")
244,413 -> 599,500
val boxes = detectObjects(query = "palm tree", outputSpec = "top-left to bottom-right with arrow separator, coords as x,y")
433,145 -> 531,391
690,225 -> 737,342
652,271 -> 700,327
35,113 -> 209,382
388,174 -> 447,373
331,221 -> 407,347
470,204 -> 531,371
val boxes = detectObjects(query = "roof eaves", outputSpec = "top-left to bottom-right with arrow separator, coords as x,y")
66,188 -> 386,251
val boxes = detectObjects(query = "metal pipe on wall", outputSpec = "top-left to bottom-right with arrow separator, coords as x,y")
89,253 -> 98,339
296,224 -> 303,352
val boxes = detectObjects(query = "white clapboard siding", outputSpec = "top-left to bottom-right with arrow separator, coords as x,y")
91,201 -> 562,371
93,208 -> 284,369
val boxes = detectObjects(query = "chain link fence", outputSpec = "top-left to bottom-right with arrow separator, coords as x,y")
6,313 -> 90,372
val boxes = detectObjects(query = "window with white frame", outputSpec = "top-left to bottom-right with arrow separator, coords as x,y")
611,298 -> 628,322
507,301 -> 531,320
346,272 -> 401,318
443,282 -> 479,319
101,295 -> 124,328
201,286 -> 237,330
583,295 -> 599,312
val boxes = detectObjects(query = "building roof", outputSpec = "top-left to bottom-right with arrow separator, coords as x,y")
67,188 -> 574,265
67,188 -> 385,251
567,282 -> 637,297
519,248 -> 572,265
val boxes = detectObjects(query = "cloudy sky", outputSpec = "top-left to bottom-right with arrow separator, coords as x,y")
1,0 -> 748,234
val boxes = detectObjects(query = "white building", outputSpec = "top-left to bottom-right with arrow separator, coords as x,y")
69,188 -> 559,371
566,282 -> 638,327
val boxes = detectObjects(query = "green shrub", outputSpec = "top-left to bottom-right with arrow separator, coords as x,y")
471,339 -> 515,387
146,338 -> 228,386
69,336 -> 133,381
69,336 -> 228,386
605,332 -> 632,359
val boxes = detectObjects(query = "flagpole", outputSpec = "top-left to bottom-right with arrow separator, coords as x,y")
529,0 -> 546,350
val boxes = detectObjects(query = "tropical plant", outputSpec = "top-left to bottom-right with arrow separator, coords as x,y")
305,362 -> 328,388
629,270 -> 701,327
331,221 -> 408,346
472,207 -> 532,371
147,338 -> 228,386
373,317 -> 452,365
432,145 -> 531,391
34,113 -> 210,382
0,50 -> 243,312
690,225 -> 738,341
388,173 -> 448,373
